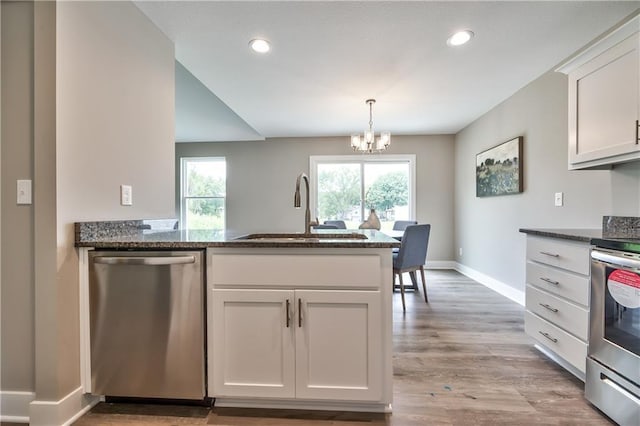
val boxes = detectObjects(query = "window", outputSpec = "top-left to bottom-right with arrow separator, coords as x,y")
180,157 -> 226,230
310,155 -> 416,231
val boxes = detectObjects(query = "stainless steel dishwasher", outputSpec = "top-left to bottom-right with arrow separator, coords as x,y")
88,250 -> 205,400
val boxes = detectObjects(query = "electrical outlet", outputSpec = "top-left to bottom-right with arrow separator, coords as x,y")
120,185 -> 132,206
17,179 -> 32,205
554,192 -> 563,207
459,247 -> 463,257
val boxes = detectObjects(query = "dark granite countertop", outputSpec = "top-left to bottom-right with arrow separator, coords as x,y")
75,220 -> 400,249
518,228 -> 603,243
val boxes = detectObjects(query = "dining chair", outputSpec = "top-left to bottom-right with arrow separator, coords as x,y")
393,224 -> 431,311
324,220 -> 347,229
312,224 -> 339,229
392,220 -> 418,231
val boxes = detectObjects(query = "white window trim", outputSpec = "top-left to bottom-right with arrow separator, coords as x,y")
180,156 -> 226,229
309,154 -> 416,222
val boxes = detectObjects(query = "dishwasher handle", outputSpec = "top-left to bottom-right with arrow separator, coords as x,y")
92,255 -> 196,266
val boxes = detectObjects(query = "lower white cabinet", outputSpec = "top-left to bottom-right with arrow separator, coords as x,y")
211,288 -> 382,401
207,246 -> 393,412
524,235 -> 591,380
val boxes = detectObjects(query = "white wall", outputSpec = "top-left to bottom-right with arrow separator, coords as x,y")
2,0 -> 176,420
454,70 -> 640,294
176,134 -> 456,263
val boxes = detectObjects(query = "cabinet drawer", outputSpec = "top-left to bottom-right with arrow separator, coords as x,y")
526,285 -> 588,341
526,261 -> 590,306
209,252 -> 382,288
525,311 -> 587,374
527,237 -> 590,275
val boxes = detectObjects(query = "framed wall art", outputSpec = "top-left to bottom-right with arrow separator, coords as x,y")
476,136 -> 523,197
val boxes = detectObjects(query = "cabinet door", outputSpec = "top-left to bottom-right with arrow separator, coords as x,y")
295,290 -> 382,401
569,32 -> 640,168
210,289 -> 295,398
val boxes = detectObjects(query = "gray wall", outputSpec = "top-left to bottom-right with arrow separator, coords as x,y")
454,70 -> 640,293
1,0 -> 175,407
1,0 -> 35,392
176,135 -> 456,263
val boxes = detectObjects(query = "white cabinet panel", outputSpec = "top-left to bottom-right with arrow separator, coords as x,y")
295,290 -> 382,401
526,285 -> 589,341
558,16 -> 640,169
527,236 -> 591,275
209,252 -> 381,288
211,289 -> 295,398
526,261 -> 590,306
525,311 -> 588,374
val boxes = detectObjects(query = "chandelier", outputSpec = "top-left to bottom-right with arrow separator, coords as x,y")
350,99 -> 391,153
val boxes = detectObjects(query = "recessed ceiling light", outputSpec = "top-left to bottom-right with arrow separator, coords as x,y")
447,30 -> 474,47
249,38 -> 271,54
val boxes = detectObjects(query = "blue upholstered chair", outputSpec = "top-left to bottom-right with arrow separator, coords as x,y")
393,224 -> 431,311
312,224 -> 339,229
392,220 -> 418,231
324,220 -> 347,229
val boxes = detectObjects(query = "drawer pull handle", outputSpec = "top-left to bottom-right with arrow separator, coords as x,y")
286,299 -> 290,328
636,119 -> 639,145
540,277 -> 559,286
538,331 -> 558,343
298,298 -> 302,328
539,303 -> 559,313
539,251 -> 560,258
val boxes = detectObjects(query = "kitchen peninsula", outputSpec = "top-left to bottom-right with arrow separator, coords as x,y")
75,220 -> 400,413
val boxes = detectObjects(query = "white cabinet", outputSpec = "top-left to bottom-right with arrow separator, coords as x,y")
211,289 -> 295,398
524,236 -> 591,380
557,14 -> 640,170
211,288 -> 382,401
207,247 -> 393,412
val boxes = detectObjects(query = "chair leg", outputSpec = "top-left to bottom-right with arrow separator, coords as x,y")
419,265 -> 428,303
409,271 -> 418,290
398,273 -> 406,311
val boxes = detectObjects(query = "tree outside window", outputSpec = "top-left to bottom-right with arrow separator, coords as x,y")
181,157 -> 226,230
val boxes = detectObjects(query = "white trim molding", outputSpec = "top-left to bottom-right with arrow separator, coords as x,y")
29,386 -> 99,426
455,262 -> 525,306
0,390 -> 35,423
425,260 -> 456,270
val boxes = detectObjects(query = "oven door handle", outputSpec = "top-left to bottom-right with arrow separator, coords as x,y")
591,250 -> 640,269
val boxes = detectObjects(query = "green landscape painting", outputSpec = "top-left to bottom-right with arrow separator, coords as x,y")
476,137 -> 523,197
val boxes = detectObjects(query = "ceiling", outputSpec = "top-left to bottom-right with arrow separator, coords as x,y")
134,1 -> 639,142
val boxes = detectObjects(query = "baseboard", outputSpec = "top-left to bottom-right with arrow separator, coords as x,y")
533,344 -> 585,382
0,390 -> 35,423
454,262 -> 525,306
215,397 -> 392,413
29,386 -> 100,426
425,260 -> 456,269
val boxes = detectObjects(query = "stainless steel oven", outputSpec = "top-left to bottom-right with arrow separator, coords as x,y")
588,246 -> 640,425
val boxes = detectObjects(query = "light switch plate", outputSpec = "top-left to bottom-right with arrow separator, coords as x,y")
17,179 -> 32,205
554,192 -> 563,207
120,185 -> 132,206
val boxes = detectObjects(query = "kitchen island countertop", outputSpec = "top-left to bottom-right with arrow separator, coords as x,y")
75,220 -> 401,249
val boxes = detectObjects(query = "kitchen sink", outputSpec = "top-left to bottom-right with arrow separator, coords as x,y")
234,232 -> 368,241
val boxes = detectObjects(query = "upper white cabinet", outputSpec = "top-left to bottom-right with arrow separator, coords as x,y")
557,15 -> 640,170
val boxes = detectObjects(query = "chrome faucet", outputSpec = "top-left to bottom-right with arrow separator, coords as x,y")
294,172 -> 312,234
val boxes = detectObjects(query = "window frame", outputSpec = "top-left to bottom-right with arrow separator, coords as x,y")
309,154 -> 417,223
179,156 -> 227,230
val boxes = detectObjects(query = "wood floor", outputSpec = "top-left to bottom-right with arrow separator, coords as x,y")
71,270 -> 613,426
